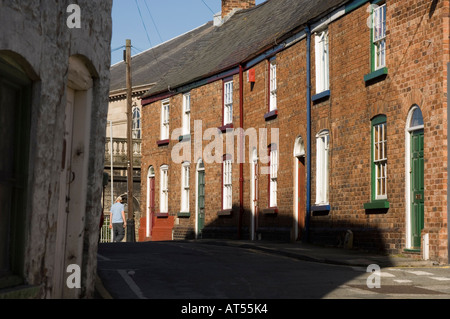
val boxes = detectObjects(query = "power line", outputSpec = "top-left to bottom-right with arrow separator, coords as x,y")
111,45 -> 125,53
134,0 -> 153,48
143,0 -> 164,44
201,0 -> 215,15
133,0 -> 170,88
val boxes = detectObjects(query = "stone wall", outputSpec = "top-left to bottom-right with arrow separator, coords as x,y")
0,0 -> 112,298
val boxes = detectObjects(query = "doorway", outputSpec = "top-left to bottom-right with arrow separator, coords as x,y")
196,160 -> 205,238
54,56 -> 94,298
250,148 -> 258,241
406,106 -> 425,249
146,166 -> 155,238
0,54 -> 32,280
294,137 -> 306,241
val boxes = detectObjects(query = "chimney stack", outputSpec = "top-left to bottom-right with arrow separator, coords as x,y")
221,0 -> 256,19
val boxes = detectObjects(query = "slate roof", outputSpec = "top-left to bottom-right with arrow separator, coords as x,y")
109,21 -> 215,93
111,0 -> 350,99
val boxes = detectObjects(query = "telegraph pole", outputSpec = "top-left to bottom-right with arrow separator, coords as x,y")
125,39 -> 135,242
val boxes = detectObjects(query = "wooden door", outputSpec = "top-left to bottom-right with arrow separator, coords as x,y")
197,170 -> 205,235
297,156 -> 306,240
411,130 -> 424,248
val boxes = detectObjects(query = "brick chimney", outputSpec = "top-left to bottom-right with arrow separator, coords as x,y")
221,0 -> 256,19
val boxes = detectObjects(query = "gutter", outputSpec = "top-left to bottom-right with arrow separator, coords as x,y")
305,25 -> 312,241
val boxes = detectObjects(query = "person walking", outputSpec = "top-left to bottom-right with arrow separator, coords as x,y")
109,196 -> 127,242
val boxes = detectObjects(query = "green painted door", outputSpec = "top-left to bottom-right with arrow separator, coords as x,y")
411,130 -> 424,248
197,170 -> 205,235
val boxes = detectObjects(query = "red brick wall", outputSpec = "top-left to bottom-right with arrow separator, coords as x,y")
140,0 -> 449,262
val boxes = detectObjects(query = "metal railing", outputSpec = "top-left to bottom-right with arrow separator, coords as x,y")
100,215 -> 113,243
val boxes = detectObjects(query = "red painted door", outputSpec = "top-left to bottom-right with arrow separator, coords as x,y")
149,176 -> 155,237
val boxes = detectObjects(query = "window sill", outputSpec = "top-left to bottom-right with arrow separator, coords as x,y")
177,212 -> 190,218
178,135 -> 191,142
364,200 -> 390,211
364,67 -> 388,84
264,110 -> 278,121
155,212 -> 169,218
262,207 -> 278,216
404,248 -> 421,253
0,275 -> 23,290
0,284 -> 40,299
157,139 -> 170,147
218,123 -> 234,133
217,209 -> 233,216
312,90 -> 330,103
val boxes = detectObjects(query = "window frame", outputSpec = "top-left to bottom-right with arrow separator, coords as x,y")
371,2 -> 387,71
182,93 -> 191,136
371,115 -> 388,201
315,29 -> 330,94
132,103 -> 141,139
181,162 -> 190,213
315,130 -> 330,206
160,99 -> 170,141
0,57 -> 32,282
268,144 -> 278,208
160,165 -> 169,214
222,155 -> 233,210
269,59 -> 277,112
223,79 -> 233,126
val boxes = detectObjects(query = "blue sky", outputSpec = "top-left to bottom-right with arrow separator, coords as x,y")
111,0 -> 266,65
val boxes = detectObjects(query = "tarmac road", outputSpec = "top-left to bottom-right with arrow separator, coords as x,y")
96,240 -> 450,302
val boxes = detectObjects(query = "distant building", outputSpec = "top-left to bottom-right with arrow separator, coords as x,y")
139,0 -> 449,264
0,1 -> 113,298
105,22 -> 215,241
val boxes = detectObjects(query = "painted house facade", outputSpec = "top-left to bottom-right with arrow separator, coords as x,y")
140,0 -> 449,264
0,1 -> 112,298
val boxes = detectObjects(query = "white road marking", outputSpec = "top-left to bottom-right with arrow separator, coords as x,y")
118,269 -> 147,299
97,253 -> 111,261
404,270 -> 434,276
379,272 -> 396,278
429,277 -> 450,281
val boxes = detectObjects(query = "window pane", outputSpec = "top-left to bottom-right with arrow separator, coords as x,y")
410,108 -> 424,127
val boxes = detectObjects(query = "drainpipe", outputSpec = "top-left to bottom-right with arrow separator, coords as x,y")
305,25 -> 312,242
447,62 -> 450,264
239,64 -> 244,240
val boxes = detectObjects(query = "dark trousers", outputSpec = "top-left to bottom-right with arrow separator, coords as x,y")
113,223 -> 125,242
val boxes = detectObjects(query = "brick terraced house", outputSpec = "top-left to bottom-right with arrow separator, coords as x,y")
139,0 -> 449,264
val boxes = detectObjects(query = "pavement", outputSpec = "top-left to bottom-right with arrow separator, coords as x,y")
94,238 -> 441,299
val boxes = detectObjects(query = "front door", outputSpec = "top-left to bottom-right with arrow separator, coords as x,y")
297,156 -> 306,240
197,169 -> 205,236
149,176 -> 155,237
411,130 -> 424,248
250,160 -> 259,241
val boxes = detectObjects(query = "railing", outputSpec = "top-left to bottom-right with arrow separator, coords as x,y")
100,216 -> 113,243
105,138 -> 142,167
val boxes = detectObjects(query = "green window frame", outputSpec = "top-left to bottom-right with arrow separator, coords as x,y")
365,115 -> 390,210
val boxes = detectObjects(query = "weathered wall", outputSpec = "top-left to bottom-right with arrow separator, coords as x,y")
0,0 -> 112,298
